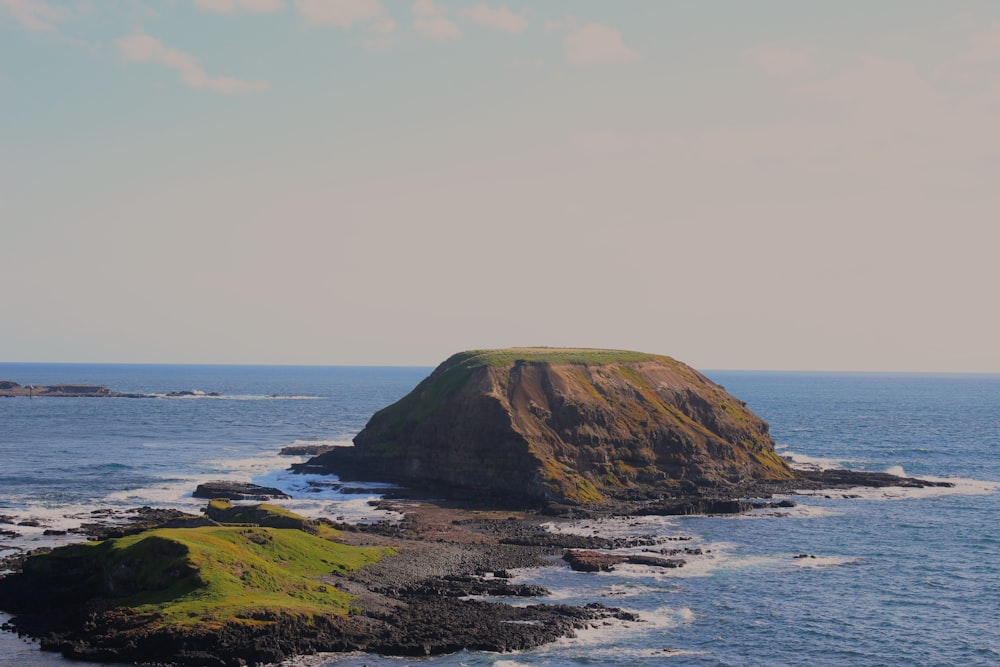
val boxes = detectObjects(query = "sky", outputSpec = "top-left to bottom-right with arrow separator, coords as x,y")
2,1 -> 999,372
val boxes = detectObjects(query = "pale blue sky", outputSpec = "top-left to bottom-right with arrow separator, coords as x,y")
2,1 -> 999,371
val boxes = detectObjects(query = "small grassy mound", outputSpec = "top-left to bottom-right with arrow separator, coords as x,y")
13,504 -> 393,631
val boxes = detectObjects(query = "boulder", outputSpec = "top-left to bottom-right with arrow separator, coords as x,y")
563,550 -> 628,572
193,481 -> 291,501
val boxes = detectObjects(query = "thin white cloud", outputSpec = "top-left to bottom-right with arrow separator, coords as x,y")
461,3 -> 527,34
412,0 -> 442,17
296,0 -> 384,28
0,0 -> 64,32
563,22 -> 638,65
413,0 -> 460,41
118,34 -> 269,94
743,44 -> 816,77
414,15 -> 461,40
363,15 -> 395,48
956,21 -> 1000,64
296,0 -> 395,47
544,16 -> 577,34
195,0 -> 284,13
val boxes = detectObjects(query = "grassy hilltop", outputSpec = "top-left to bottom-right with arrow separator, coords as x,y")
0,501 -> 392,640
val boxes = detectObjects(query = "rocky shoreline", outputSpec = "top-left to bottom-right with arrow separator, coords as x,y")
0,500 -> 647,666
0,464 -> 955,667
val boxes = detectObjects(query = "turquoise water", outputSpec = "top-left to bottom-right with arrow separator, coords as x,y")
1,365 -> 998,666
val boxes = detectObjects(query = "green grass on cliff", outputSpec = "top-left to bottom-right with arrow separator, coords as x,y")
368,348 -> 671,432
25,505 -> 393,630
455,348 -> 665,367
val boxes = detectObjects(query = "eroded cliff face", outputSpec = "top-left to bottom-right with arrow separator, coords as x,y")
309,349 -> 793,505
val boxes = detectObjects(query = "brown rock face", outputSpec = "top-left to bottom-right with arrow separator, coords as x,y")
308,348 -> 793,505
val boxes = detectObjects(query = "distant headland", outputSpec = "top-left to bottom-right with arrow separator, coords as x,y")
1,380 -> 227,399
0,380 -> 153,398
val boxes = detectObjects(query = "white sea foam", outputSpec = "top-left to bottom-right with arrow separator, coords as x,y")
542,514 -> 683,540
534,603 -> 696,661
277,652 -> 418,667
779,447 -> 862,471
0,440 -> 401,558
739,501 -> 841,519
598,581 -> 675,599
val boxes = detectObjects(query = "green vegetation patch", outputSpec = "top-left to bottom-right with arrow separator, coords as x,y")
365,348 -> 669,437
455,348 -> 665,368
20,506 -> 393,631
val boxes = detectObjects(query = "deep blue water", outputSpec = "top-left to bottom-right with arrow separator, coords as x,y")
1,365 -> 998,667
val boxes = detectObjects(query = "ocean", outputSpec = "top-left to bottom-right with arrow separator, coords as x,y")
0,364 -> 998,666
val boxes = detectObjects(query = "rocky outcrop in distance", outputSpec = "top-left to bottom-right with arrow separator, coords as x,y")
301,348 -> 795,508
0,381 -> 151,398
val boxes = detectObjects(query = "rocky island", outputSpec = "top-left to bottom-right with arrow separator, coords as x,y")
301,348 -> 796,510
301,348 -> 950,513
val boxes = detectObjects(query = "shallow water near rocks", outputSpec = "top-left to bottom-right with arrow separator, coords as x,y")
1,365 -> 998,666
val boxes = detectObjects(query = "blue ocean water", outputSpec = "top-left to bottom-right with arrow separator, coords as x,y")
1,365 -> 998,667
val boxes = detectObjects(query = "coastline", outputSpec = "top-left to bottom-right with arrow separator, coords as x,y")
0,463 -> 972,666
2,366 -> 999,666
0,499 -> 646,665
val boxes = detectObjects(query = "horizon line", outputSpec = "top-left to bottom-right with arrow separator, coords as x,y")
2,360 -> 999,377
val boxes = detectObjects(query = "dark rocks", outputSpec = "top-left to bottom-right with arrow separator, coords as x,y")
71,507 -> 202,540
563,549 -> 686,572
501,533 -> 659,549
625,554 -> 686,568
795,469 -> 954,489
563,550 -> 626,572
280,444 -> 338,456
389,575 -> 550,598
360,598 -> 634,657
193,481 -> 291,501
631,498 -> 755,516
